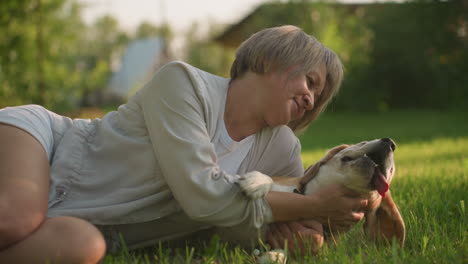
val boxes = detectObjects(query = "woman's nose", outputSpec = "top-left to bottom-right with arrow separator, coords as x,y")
303,94 -> 314,110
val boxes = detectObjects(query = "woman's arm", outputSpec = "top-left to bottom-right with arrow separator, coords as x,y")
138,62 -> 271,228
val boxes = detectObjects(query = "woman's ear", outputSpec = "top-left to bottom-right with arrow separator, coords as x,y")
299,144 -> 349,189
365,191 -> 406,247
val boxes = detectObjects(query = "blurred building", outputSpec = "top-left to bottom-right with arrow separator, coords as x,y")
104,36 -> 171,102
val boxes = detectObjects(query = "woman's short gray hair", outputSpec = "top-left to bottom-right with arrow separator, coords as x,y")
230,25 -> 344,134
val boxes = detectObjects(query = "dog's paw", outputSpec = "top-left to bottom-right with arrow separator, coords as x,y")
238,171 -> 273,199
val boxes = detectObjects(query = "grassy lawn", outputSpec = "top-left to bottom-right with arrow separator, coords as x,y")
102,110 -> 467,263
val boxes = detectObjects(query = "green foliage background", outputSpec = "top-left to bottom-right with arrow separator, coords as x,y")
0,0 -> 170,112
191,0 -> 468,112
1,0 -> 467,112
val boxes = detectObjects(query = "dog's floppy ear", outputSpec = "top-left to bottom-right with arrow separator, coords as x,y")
300,144 -> 349,188
365,191 -> 406,247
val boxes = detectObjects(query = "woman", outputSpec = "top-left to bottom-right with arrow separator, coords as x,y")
0,25 -> 367,263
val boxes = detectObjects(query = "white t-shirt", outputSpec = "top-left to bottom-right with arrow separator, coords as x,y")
215,126 -> 255,176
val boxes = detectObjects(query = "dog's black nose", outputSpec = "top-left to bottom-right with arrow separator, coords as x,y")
381,138 -> 396,151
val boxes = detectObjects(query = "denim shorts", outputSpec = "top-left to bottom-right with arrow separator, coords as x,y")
0,104 -> 93,210
0,104 -> 74,162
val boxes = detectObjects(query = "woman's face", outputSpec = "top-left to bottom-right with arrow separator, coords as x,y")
263,63 -> 327,127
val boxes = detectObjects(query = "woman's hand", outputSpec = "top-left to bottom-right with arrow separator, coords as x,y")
308,184 -> 368,231
266,220 -> 324,256
265,184 -> 367,232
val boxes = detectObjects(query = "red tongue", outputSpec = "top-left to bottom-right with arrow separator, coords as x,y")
373,169 -> 389,197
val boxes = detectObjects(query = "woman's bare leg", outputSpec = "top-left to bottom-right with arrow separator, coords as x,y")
0,216 -> 106,264
0,124 -> 49,247
0,124 -> 106,263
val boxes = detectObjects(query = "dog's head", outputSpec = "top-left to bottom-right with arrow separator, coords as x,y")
300,138 -> 405,246
309,138 -> 395,197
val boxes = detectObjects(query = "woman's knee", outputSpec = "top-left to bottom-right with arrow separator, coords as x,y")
0,203 -> 46,249
46,216 -> 107,263
0,216 -> 106,264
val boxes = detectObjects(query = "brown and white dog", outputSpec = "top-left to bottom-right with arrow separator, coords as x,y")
235,138 -> 405,255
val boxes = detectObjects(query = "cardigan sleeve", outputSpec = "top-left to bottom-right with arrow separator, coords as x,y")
137,62 -> 272,228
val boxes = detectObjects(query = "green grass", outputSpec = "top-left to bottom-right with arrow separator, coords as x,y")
103,110 -> 467,263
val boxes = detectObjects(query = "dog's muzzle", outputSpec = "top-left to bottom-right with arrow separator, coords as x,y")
367,138 -> 396,197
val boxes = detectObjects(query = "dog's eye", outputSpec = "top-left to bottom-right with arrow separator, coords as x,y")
341,156 -> 353,162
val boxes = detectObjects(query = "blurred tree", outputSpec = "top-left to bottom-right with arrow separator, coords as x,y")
135,21 -> 173,41
135,21 -> 159,38
185,22 -> 235,78
79,15 -> 129,106
0,0 -> 88,110
213,0 -> 468,111
2,0 -> 465,112
352,0 -> 468,111
0,0 -> 131,111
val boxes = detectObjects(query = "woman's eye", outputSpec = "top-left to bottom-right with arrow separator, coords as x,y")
341,156 -> 353,162
307,77 -> 314,89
